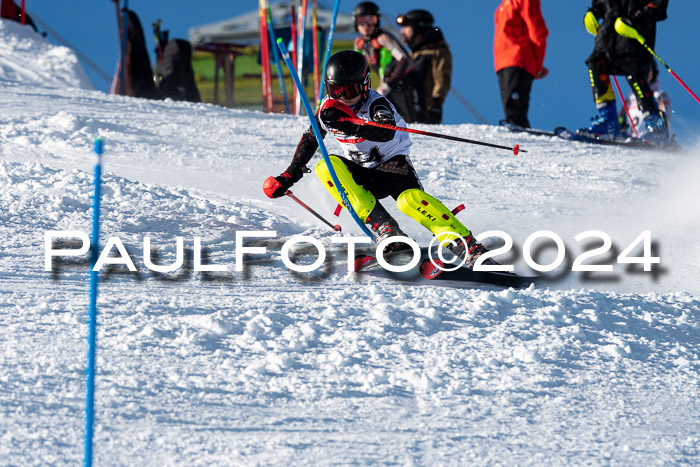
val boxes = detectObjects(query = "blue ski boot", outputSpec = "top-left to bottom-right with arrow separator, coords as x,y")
638,111 -> 670,144
578,100 -> 621,138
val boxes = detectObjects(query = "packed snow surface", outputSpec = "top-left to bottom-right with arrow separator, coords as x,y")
1,21 -> 699,465
0,20 -> 91,90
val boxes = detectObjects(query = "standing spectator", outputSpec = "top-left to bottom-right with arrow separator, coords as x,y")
397,9 -> 452,124
579,0 -> 669,142
494,0 -> 549,129
353,1 -> 424,123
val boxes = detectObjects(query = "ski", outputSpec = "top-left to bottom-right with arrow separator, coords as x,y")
353,246 -> 537,288
554,126 -> 681,151
499,119 -> 556,137
418,258 -> 537,288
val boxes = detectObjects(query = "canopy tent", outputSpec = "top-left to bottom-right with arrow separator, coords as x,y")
188,2 -> 355,45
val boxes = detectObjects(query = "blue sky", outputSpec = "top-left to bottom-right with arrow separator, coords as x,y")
28,1 -> 700,137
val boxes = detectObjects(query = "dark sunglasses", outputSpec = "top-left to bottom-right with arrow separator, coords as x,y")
327,82 -> 362,100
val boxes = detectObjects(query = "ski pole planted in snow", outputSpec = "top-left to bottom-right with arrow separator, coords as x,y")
338,114 -> 526,154
286,191 -> 341,232
276,37 -> 375,239
615,18 -> 700,106
84,138 -> 103,467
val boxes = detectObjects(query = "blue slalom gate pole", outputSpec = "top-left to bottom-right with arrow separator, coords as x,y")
119,0 -> 129,95
266,6 -> 290,113
276,38 -> 375,239
84,139 -> 103,467
317,0 -> 340,107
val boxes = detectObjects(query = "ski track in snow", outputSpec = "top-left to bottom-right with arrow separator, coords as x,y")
1,21 -> 699,465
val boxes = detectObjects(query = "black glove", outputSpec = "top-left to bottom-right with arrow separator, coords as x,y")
319,99 -> 361,135
425,98 -> 443,124
263,164 -> 304,198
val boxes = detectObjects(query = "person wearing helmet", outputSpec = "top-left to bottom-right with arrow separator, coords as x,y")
397,9 -> 452,124
579,0 -> 669,143
494,0 -> 549,129
352,1 -> 424,124
264,50 -> 498,268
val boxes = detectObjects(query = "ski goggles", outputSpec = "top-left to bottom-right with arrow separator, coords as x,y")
356,15 -> 378,27
326,82 -> 363,100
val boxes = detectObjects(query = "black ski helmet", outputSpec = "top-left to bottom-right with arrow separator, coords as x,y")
353,1 -> 381,31
324,50 -> 371,100
396,9 -> 435,33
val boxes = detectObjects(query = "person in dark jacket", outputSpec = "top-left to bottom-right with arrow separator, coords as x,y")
397,9 -> 452,124
493,0 -> 549,129
352,1 -> 424,123
579,0 -> 669,141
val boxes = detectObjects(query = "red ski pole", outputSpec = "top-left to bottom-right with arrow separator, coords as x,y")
642,42 -> 700,105
286,191 -> 341,232
340,117 -> 525,155
611,75 -> 639,137
616,18 -> 700,106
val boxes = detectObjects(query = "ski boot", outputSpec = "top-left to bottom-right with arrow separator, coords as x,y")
638,111 -> 670,145
367,203 -> 411,254
578,100 -> 621,138
445,234 -> 499,269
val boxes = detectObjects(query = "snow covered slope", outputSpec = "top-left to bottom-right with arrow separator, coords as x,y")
0,19 -> 91,90
1,28 -> 699,465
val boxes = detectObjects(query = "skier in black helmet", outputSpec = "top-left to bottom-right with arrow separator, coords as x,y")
352,1 -> 425,124
397,9 -> 452,124
263,50 -> 498,268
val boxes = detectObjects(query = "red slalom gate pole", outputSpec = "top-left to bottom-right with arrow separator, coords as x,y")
290,1 -> 298,112
286,191 -> 341,232
341,118 -> 525,154
312,0 -> 319,103
611,75 -> 639,138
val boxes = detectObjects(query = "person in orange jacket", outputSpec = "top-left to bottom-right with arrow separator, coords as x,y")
493,0 -> 549,129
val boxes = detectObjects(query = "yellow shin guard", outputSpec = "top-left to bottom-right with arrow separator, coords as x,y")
314,156 -> 376,222
396,189 -> 471,243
